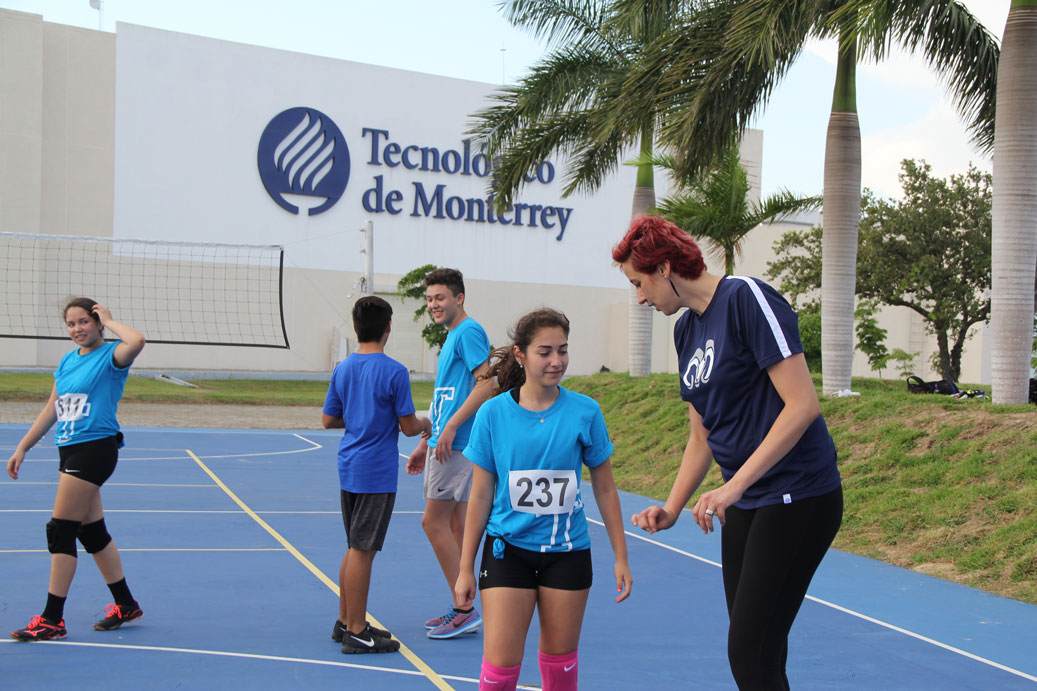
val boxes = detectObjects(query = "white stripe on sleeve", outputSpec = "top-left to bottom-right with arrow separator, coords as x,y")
729,276 -> 792,359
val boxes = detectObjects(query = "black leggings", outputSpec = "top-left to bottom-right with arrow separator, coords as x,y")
721,487 -> 843,690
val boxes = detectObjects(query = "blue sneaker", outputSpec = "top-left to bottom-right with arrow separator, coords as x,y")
427,608 -> 481,639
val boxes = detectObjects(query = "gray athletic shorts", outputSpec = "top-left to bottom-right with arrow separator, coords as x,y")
422,446 -> 473,502
340,490 -> 395,552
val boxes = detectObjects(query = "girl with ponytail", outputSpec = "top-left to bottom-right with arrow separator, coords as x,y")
456,308 -> 632,691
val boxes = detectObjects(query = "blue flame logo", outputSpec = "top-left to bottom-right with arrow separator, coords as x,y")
258,107 -> 350,216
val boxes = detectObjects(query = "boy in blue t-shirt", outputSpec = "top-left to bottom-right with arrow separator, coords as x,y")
322,296 -> 430,655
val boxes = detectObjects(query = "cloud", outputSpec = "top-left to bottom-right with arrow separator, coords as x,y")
860,98 -> 991,199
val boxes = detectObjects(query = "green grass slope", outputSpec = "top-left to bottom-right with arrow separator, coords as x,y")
564,373 -> 1037,604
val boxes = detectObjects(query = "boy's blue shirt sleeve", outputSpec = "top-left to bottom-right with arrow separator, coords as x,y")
322,365 -> 343,417
391,366 -> 416,418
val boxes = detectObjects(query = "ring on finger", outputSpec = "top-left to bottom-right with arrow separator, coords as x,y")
705,509 -> 716,517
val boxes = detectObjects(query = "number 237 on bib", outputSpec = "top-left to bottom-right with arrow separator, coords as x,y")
508,469 -> 578,515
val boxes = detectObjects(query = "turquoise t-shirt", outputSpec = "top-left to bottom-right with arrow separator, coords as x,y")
53,340 -> 130,446
429,317 -> 490,450
463,386 -> 614,552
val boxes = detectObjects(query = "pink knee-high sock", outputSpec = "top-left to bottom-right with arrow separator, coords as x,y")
539,649 -> 578,691
480,657 -> 521,691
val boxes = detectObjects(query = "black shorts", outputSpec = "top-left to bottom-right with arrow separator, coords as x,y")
478,535 -> 593,591
340,490 -> 395,552
58,434 -> 121,487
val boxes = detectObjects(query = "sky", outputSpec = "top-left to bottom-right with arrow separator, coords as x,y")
0,0 -> 1010,201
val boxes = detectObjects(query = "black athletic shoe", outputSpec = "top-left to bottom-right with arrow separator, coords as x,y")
341,624 -> 400,654
332,619 -> 391,642
93,602 -> 143,631
11,615 -> 67,641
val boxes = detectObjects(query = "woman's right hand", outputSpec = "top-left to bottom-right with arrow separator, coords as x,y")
631,505 -> 676,534
7,449 -> 25,480
454,570 -> 477,609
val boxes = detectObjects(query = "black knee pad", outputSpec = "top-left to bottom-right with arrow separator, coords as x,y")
46,518 -> 81,557
78,518 -> 113,554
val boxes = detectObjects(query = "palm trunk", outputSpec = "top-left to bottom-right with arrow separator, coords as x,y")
629,125 -> 656,376
820,34 -> 861,396
991,3 -> 1037,404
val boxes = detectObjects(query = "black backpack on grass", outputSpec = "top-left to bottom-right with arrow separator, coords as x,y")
906,376 -> 959,395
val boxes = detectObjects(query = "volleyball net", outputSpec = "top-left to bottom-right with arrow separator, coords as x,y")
0,232 -> 289,348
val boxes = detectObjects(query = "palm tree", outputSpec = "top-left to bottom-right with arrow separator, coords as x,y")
469,0 -> 691,376
640,146 -> 821,274
616,0 -> 998,395
990,2 -> 1037,404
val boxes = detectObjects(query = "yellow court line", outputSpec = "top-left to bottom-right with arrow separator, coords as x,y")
186,449 -> 455,691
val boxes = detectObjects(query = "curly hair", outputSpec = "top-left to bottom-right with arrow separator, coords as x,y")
612,215 -> 706,280
481,308 -> 570,395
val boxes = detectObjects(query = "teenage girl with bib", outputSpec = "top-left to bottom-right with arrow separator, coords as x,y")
456,308 -> 632,691
8,298 -> 146,640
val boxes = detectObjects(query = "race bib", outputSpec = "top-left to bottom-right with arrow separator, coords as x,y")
508,469 -> 578,515
55,393 -> 91,422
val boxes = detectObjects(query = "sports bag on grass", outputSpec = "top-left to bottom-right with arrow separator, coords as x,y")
906,376 -> 959,395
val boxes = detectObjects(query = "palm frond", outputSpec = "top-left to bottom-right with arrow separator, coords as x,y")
606,0 -> 697,45
501,0 -> 628,57
831,0 -> 999,153
468,46 -> 625,155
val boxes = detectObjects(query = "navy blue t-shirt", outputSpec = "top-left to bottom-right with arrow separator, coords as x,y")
674,275 -> 840,509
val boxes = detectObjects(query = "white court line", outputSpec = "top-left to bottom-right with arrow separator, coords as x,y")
1,509 -> 426,514
0,639 -> 429,677
8,433 -> 325,464
0,509 -> 248,514
1,548 -> 285,553
0,482 -> 217,487
0,639 -> 542,688
587,517 -> 1037,684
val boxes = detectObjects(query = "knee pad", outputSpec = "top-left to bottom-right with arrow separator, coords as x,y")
46,518 -> 81,557
78,518 -> 113,554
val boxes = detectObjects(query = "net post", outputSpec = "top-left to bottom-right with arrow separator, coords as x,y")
361,220 -> 374,297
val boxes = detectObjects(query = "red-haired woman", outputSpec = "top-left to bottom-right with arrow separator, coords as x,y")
7,298 -> 145,641
615,216 -> 842,690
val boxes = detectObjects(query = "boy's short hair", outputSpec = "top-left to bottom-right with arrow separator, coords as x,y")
353,296 -> 392,343
423,268 -> 465,297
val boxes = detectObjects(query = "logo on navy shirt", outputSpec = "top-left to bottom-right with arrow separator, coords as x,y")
682,339 -> 715,389
257,107 -> 350,216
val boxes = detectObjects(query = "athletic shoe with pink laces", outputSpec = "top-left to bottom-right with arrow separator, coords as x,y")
93,602 -> 143,631
427,607 -> 481,639
10,615 -> 67,641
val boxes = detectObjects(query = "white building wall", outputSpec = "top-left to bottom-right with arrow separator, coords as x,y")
0,10 -> 990,385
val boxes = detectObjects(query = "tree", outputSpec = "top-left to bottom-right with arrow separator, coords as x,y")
766,224 -> 823,310
767,159 -> 993,382
469,0 -> 694,376
616,0 -> 999,394
396,264 -> 446,350
639,145 -> 820,274
854,301 -> 890,375
989,2 -> 1037,404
